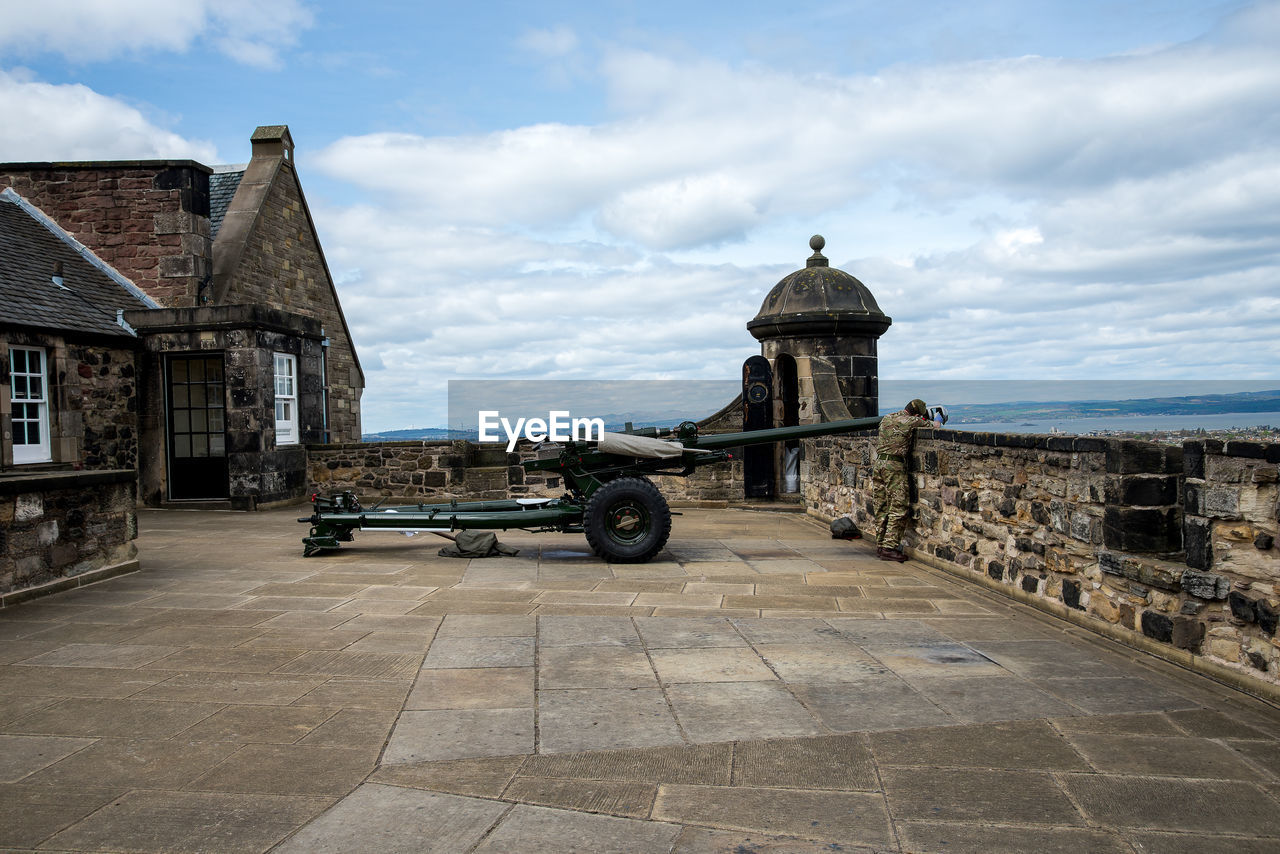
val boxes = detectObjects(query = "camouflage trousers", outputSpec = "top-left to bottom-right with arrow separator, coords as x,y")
872,461 -> 910,549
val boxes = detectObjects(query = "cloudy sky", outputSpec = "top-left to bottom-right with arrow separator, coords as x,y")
2,0 -> 1278,430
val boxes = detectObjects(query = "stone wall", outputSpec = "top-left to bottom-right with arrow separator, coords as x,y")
306,438 -> 744,506
0,163 -> 212,307
216,158 -> 362,442
1,330 -> 139,472
0,470 -> 138,601
74,343 -> 141,471
129,305 -> 324,509
1183,439 -> 1280,670
804,429 -> 1280,690
307,441 -> 561,501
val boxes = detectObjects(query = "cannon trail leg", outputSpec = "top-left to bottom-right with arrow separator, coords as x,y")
583,477 -> 672,563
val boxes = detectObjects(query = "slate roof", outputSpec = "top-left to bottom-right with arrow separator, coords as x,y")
0,190 -> 154,339
208,169 -> 245,239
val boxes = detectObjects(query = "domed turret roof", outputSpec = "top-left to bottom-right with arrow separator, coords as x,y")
747,235 -> 892,341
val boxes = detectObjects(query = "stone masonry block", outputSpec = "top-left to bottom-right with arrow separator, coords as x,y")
158,254 -> 196,278
1069,511 -> 1097,543
1180,569 -> 1229,601
1103,506 -> 1181,553
1182,441 -> 1205,479
1204,486 -> 1241,518
1098,550 -> 1182,592
1106,440 -> 1182,475
1182,479 -> 1205,515
15,494 -> 43,521
1141,610 -> 1174,643
1183,516 -> 1213,570
1105,474 -> 1179,507
1171,616 -> 1205,652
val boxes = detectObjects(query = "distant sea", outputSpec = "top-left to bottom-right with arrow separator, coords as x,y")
953,412 -> 1280,434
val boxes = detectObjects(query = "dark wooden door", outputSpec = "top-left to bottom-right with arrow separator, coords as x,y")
742,355 -> 774,499
166,355 -> 229,500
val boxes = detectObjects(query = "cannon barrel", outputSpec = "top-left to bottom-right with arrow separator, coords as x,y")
683,415 -> 881,451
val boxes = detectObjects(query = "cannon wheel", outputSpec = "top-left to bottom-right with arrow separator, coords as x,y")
584,477 -> 672,563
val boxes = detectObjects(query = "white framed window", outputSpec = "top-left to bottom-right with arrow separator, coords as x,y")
9,346 -> 52,464
273,353 -> 298,445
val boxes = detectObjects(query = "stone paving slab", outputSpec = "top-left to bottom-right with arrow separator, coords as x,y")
653,784 -> 894,847
386,708 -> 535,763
45,790 -> 334,853
538,687 -> 684,752
272,784 -> 506,853
3,505 -> 1280,852
476,804 -> 682,853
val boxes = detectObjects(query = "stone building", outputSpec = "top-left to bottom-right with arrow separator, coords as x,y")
0,125 -> 364,509
0,188 -> 148,595
738,235 -> 892,498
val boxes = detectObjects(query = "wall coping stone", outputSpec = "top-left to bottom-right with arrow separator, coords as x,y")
0,468 -> 134,496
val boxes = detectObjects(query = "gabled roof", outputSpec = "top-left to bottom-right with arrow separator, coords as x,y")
209,167 -> 245,239
0,188 -> 157,339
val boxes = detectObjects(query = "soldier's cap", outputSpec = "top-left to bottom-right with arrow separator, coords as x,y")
906,399 -> 929,418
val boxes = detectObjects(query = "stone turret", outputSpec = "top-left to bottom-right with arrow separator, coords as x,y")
747,235 -> 891,421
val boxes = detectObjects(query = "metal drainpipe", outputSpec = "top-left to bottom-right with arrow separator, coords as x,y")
320,332 -> 331,444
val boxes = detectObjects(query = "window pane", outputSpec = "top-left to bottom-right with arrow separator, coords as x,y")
209,410 -> 224,432
173,385 -> 188,407
28,376 -> 42,400
275,400 -> 286,421
207,384 -> 223,408
209,435 -> 225,456
174,410 -> 190,432
192,435 -> 208,457
207,361 -> 223,382
190,360 -> 205,382
172,360 -> 187,382
189,385 -> 206,407
191,410 -> 208,432
175,435 -> 191,457
13,376 -> 28,400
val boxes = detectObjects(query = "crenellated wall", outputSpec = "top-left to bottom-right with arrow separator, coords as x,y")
804,429 -> 1280,691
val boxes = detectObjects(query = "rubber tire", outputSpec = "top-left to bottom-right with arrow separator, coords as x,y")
583,477 -> 672,563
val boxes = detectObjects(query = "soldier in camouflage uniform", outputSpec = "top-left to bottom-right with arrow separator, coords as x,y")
873,399 -> 932,562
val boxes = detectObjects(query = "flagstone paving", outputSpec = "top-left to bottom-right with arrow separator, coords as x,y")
1,505 -> 1279,851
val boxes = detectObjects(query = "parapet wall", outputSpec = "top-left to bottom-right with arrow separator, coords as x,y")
306,440 -> 561,501
0,470 -> 139,602
804,429 -> 1280,690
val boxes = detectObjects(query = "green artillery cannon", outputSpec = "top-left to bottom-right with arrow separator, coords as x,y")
300,415 -> 881,562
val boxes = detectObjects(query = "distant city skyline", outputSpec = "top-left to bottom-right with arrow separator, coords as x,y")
3,1 -> 1278,431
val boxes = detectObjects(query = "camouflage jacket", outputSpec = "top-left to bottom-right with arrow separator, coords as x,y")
876,410 -> 930,460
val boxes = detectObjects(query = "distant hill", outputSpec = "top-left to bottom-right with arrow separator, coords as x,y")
939,389 -> 1280,424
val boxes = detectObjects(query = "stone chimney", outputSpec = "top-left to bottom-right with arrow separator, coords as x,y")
250,126 -> 294,162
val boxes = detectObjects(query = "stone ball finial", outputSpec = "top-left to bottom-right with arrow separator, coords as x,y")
806,234 -> 829,268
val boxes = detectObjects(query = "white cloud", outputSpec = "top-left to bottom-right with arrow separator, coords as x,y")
0,0 -> 313,68
0,69 -> 217,161
518,25 -> 579,58
306,4 -> 1280,428
316,23 -> 1280,252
